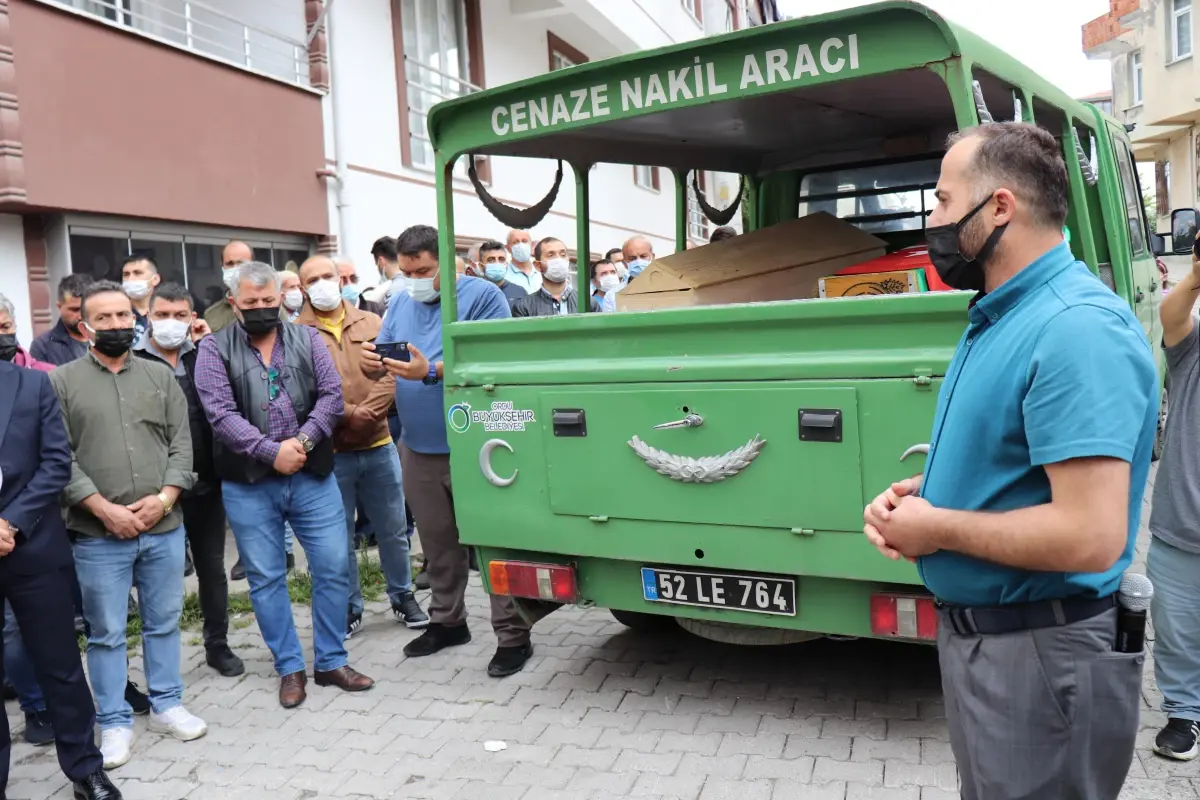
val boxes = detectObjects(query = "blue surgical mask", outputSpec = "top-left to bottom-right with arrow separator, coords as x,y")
408,275 -> 440,304
341,284 -> 362,305
485,263 -> 508,283
627,258 -> 651,279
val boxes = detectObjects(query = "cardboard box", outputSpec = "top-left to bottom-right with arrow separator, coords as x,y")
615,213 -> 886,311
819,268 -> 927,298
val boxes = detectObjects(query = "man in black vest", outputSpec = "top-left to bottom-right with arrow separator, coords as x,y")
194,261 -> 374,709
133,283 -> 242,679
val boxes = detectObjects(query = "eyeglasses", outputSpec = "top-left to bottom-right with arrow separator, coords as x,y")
267,368 -> 282,401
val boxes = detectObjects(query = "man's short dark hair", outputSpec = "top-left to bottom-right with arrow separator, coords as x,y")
397,225 -> 439,260
79,280 -> 128,322
709,226 -> 737,243
605,248 -> 622,261
150,282 -> 194,312
948,122 -> 1069,229
479,240 -> 507,259
590,259 -> 613,280
371,236 -> 397,261
122,253 -> 159,274
57,273 -> 94,303
534,237 -> 564,262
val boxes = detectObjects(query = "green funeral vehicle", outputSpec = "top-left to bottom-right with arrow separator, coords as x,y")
426,1 -> 1168,645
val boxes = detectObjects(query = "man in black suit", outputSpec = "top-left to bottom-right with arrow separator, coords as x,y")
0,361 -> 121,798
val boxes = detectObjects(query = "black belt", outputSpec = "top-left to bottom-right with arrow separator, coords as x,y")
938,593 -> 1116,636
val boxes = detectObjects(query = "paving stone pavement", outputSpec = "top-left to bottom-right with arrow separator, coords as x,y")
5,465 -> 1197,799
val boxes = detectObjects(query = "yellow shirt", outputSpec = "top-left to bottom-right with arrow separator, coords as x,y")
315,308 -> 391,450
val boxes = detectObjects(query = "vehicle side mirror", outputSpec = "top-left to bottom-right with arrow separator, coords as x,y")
1150,232 -> 1167,257
1171,208 -> 1198,256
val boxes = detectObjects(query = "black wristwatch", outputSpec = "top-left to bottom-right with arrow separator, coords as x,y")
296,433 -> 316,453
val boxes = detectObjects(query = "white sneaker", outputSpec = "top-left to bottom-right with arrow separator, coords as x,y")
100,727 -> 134,770
148,705 -> 208,741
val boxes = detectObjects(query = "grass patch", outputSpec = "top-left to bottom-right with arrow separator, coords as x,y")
102,553 -> 390,654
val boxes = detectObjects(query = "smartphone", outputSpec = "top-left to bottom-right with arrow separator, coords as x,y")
375,341 -> 411,362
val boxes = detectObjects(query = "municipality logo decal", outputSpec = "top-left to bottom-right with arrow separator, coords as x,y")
447,401 -> 536,434
447,403 -> 473,434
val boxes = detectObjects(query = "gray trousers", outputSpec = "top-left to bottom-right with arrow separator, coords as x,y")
938,606 -> 1142,800
400,445 -> 551,648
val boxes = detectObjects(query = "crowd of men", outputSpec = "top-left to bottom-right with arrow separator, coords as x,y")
0,220 -> 676,798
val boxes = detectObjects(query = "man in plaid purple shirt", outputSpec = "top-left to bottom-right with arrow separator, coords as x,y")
194,261 -> 375,709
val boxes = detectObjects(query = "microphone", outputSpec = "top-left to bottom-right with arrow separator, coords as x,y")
1116,573 -> 1154,654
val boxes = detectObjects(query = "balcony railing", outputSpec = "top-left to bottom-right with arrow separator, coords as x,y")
42,0 -> 310,88
405,56 -> 481,171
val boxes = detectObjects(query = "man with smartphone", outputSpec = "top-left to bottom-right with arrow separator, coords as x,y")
361,225 -> 547,678
295,256 -> 427,637
1147,229 -> 1200,761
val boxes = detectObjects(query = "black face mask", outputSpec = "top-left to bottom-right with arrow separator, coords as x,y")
925,195 -> 1007,292
239,306 -> 282,337
91,327 -> 136,358
0,333 -> 17,362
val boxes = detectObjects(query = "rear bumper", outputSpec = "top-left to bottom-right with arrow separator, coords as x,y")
476,546 -> 933,641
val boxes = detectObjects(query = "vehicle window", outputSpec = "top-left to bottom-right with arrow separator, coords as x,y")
798,159 -> 940,234
1111,136 -> 1148,257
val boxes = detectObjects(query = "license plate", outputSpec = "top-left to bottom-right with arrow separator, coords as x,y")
640,567 -> 797,616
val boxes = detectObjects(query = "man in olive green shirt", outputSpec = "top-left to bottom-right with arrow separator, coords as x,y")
50,281 -> 207,771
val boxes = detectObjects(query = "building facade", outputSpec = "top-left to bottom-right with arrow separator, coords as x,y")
1084,0 -> 1199,234
0,0 -> 749,344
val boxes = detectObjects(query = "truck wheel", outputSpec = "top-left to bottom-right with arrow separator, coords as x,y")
676,617 -> 823,646
1153,382 -> 1168,462
610,609 -> 673,632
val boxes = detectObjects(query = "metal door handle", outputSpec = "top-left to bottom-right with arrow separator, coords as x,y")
653,414 -> 704,430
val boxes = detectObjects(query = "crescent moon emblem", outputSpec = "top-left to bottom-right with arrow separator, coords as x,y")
900,443 -> 930,462
480,439 -> 518,487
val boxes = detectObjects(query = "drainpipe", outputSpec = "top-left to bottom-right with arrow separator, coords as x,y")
326,3 -> 350,257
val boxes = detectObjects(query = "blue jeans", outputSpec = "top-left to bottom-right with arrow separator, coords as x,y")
3,602 -> 44,714
1148,536 -> 1200,722
74,527 -> 186,730
335,443 -> 413,615
222,471 -> 348,676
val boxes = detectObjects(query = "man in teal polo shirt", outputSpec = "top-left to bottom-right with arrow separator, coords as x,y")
864,123 -> 1157,799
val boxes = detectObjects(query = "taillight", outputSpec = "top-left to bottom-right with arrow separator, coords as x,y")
488,560 -> 577,603
870,593 -> 938,641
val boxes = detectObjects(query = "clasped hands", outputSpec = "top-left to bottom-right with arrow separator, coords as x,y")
862,477 -> 942,562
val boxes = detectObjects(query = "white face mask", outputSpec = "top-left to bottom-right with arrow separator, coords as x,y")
123,280 -> 152,300
222,267 -> 240,291
407,275 -> 440,303
282,289 -> 304,311
615,262 -> 629,280
306,278 -> 342,312
598,274 -> 621,293
543,257 -> 571,284
150,318 -> 190,350
511,242 -> 532,263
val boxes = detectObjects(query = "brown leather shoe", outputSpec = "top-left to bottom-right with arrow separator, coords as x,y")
279,670 -> 307,708
313,665 -> 375,692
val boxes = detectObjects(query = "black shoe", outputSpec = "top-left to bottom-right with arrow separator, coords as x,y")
286,552 -> 296,572
75,614 -> 88,636
392,592 -> 430,629
487,642 -> 533,678
413,564 -> 430,591
230,559 -> 246,582
124,681 -> 150,716
205,644 -> 245,677
345,612 -> 363,640
126,594 -> 138,620
22,710 -> 55,746
183,549 -> 194,578
73,769 -> 122,799
403,623 -> 470,657
3,680 -> 16,701
1155,718 -> 1200,761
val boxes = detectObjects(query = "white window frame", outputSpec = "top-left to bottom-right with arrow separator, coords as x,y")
1171,0 -> 1193,62
634,165 -> 659,193
1130,51 -> 1143,106
402,0 -> 478,174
